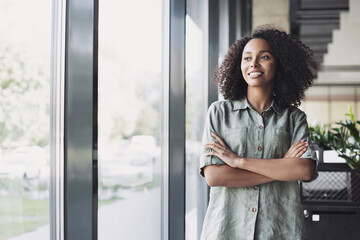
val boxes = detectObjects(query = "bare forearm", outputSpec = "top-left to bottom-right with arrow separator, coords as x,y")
204,164 -> 274,188
238,157 -> 314,181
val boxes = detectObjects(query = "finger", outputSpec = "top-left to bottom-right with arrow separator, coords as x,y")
210,132 -> 227,146
290,144 -> 306,154
205,141 -> 222,149
205,152 -> 213,156
292,145 -> 308,157
285,141 -> 307,157
295,147 -> 307,157
204,142 -> 224,153
205,151 -> 219,158
206,144 -> 224,153
289,141 -> 307,153
296,140 -> 309,147
293,141 -> 308,150
291,140 -> 306,149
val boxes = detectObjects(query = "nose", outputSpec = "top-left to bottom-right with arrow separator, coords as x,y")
250,58 -> 259,67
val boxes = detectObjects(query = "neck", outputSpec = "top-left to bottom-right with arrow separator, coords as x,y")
246,87 -> 273,114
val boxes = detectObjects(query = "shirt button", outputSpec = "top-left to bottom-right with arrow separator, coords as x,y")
257,146 -> 262,151
253,186 -> 258,190
258,125 -> 263,129
252,208 -> 257,212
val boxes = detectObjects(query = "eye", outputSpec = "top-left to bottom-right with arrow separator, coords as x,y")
260,55 -> 270,60
243,57 -> 251,61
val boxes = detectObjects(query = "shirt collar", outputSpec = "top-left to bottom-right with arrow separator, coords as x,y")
232,97 -> 283,115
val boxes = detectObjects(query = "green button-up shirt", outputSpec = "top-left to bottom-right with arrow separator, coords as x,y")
200,98 -> 318,240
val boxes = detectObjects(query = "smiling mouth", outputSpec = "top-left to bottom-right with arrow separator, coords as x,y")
248,71 -> 263,77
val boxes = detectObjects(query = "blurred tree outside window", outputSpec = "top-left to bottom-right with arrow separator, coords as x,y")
0,1 -> 51,239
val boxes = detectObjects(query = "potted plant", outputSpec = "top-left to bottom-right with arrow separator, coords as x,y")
309,107 -> 360,202
309,107 -> 360,169
308,124 -> 336,163
330,108 -> 360,170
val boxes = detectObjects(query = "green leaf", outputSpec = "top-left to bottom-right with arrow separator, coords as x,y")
338,154 -> 359,170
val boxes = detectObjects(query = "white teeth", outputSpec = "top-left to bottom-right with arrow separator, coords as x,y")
249,72 -> 262,76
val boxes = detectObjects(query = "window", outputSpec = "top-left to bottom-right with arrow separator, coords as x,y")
185,0 -> 209,239
0,0 -> 223,239
0,0 -> 52,239
98,0 -> 166,239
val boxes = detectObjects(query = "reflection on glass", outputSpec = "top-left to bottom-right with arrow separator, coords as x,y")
0,1 -> 51,239
185,1 -> 208,238
98,1 -> 163,239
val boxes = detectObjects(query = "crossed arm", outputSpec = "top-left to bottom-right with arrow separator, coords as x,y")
203,132 -> 315,187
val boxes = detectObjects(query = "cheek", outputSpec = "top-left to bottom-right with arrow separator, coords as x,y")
270,67 -> 276,79
268,63 -> 276,79
241,64 -> 247,78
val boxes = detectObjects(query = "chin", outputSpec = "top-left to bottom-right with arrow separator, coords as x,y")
245,79 -> 273,88
246,80 -> 264,87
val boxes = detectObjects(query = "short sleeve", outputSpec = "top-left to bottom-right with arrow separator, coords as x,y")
199,103 -> 226,177
291,110 -> 318,182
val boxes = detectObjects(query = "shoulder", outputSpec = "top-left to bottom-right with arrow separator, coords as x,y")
208,100 -> 233,113
281,106 -> 308,126
282,106 -> 307,118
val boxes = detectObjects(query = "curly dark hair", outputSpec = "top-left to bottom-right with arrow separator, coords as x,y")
213,25 -> 318,108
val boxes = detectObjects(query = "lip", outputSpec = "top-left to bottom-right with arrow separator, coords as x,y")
247,71 -> 264,77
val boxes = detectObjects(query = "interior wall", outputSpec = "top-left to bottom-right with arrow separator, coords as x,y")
252,0 -> 290,32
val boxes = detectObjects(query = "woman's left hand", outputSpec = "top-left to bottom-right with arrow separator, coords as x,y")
204,132 -> 241,168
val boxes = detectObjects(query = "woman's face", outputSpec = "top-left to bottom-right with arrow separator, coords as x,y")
241,38 -> 276,89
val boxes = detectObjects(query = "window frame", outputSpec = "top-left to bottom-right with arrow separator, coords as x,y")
55,0 -> 252,239
63,0 -> 98,239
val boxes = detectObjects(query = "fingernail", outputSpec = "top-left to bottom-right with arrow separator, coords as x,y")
300,140 -> 304,142
210,132 -> 214,135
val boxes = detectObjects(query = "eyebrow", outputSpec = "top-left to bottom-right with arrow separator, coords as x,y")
243,50 -> 273,54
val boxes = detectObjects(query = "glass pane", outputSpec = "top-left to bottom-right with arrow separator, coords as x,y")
0,1 -> 52,239
329,87 -> 355,122
98,1 -> 164,239
301,101 -> 330,126
302,86 -> 330,125
330,101 -> 355,123
185,1 -> 208,239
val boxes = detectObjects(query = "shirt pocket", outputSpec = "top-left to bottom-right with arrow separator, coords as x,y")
222,127 -> 247,155
269,128 -> 290,158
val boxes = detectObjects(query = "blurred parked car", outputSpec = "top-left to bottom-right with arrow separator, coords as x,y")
129,135 -> 157,165
99,135 -> 159,189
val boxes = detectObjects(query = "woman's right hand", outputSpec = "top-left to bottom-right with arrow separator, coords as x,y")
284,140 -> 308,158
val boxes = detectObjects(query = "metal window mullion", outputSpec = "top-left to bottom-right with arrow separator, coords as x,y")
168,0 -> 186,239
51,0 -> 67,239
240,0 -> 252,36
197,1 -> 210,239
161,0 -> 170,239
228,0 -> 237,45
230,0 -> 252,43
208,0 -> 220,105
64,0 -> 97,239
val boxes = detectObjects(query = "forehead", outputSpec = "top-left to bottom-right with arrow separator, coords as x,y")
243,38 -> 272,53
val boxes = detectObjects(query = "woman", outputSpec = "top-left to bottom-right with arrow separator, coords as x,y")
200,26 -> 318,239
